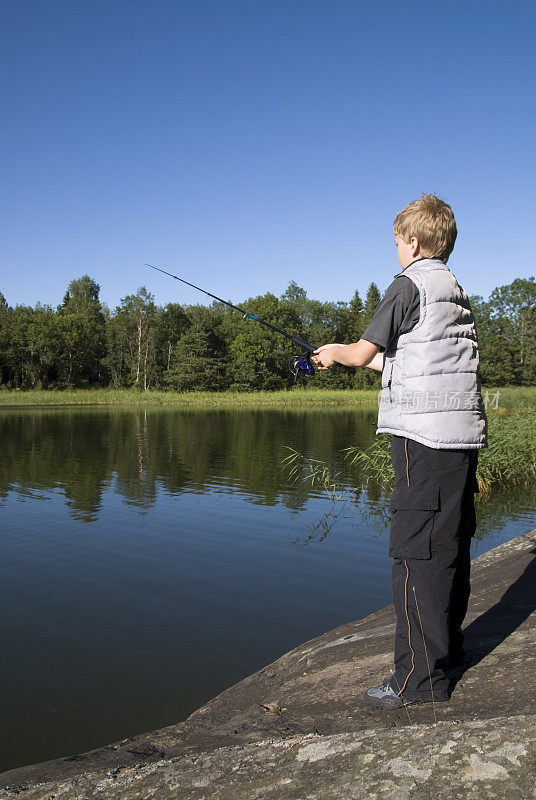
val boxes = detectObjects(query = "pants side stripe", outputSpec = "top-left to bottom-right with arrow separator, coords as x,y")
397,559 -> 415,697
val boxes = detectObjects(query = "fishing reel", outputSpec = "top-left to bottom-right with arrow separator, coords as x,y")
290,354 -> 314,384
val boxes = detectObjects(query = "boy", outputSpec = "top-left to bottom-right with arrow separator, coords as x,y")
313,194 -> 487,709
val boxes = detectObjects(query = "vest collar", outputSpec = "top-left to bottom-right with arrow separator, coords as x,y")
393,257 -> 447,279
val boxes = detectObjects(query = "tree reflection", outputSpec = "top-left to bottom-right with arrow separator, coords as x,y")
0,408 -> 532,538
0,407 -> 375,520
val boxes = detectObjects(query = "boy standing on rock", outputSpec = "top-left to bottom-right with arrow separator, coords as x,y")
313,194 -> 487,709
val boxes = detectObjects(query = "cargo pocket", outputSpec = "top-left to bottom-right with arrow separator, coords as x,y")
424,448 -> 469,472
389,484 -> 440,560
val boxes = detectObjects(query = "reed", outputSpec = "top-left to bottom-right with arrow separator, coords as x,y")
283,392 -> 536,503
345,411 -> 536,496
476,413 -> 536,492
282,446 -> 346,501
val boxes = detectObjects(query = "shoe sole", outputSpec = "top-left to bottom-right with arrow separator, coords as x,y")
364,694 -> 407,710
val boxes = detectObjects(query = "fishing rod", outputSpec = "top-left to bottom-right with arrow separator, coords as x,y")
146,263 -> 316,383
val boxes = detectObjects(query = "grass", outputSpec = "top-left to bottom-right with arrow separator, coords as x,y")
481,386 -> 536,413
477,412 -> 536,491
0,385 -> 534,411
0,387 -> 381,408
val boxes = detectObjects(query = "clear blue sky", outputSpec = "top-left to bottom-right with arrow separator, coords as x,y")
2,0 -> 535,312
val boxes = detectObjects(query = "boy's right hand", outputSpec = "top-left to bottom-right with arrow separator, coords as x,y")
312,344 -> 343,370
313,339 -> 381,370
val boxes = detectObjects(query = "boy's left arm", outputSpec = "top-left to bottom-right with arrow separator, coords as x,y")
364,350 -> 385,372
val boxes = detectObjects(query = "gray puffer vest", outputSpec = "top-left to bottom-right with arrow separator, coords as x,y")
377,258 -> 488,449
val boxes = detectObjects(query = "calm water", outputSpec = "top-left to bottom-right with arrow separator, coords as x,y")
1,407 -> 535,772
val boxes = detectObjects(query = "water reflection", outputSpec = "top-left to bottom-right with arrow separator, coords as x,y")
1,407 -> 535,538
0,407 -> 378,521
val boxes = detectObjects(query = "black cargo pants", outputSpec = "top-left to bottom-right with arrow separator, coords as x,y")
389,435 -> 479,703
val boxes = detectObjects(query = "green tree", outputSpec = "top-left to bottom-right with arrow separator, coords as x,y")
4,272 -> 534,392
470,295 -> 516,386
301,297 -> 354,389
0,293 -> 11,385
9,304 -> 60,388
58,276 -> 106,385
361,283 -> 382,330
165,305 -> 226,391
222,292 -> 302,390
488,277 -> 536,385
346,289 -> 364,342
4,305 -> 32,387
54,313 -> 101,388
352,283 -> 382,389
103,306 -> 131,388
59,275 -> 103,317
155,303 -> 191,380
281,280 -> 308,308
107,287 -> 158,390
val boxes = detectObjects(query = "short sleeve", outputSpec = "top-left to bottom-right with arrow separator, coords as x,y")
361,276 -> 420,352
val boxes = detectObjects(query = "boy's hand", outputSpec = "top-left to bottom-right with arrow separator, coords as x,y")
313,340 -> 381,369
312,344 -> 343,370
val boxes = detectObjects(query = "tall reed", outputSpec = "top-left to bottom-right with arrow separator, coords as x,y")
344,412 -> 536,496
284,404 -> 536,503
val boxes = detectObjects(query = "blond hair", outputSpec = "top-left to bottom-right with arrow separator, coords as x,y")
393,194 -> 457,261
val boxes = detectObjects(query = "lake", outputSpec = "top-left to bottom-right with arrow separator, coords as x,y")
1,406 -> 535,772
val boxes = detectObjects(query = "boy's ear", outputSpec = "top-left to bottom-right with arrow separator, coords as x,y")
409,237 -> 420,257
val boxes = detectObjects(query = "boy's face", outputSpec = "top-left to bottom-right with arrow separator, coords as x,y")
394,231 -> 420,269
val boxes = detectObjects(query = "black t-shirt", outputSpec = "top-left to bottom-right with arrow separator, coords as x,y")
361,273 -> 420,352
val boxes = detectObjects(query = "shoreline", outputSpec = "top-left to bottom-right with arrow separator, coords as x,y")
0,388 -> 380,409
0,385 -> 534,410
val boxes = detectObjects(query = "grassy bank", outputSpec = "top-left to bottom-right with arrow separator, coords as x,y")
0,385 -> 534,411
485,386 -> 536,412
0,387 -> 381,408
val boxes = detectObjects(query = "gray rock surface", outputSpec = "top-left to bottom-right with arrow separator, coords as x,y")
2,530 -> 536,799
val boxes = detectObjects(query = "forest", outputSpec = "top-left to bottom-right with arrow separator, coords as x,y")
0,274 -> 535,391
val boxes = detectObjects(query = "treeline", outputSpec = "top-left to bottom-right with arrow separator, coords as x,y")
0,274 -> 535,391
